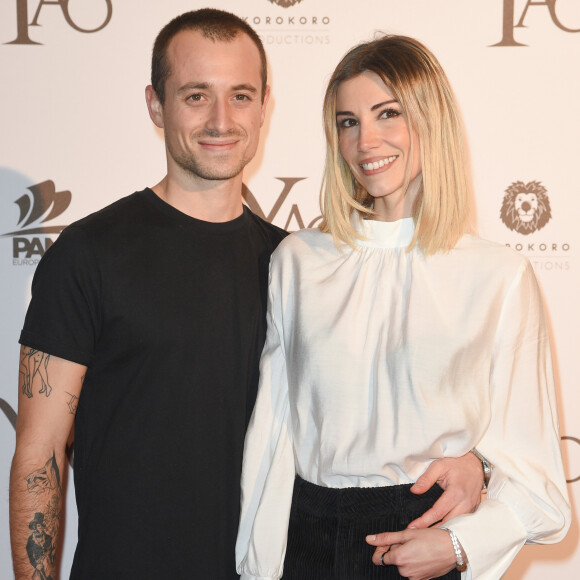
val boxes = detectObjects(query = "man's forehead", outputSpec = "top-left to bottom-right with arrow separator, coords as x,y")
166,30 -> 262,87
168,28 -> 257,59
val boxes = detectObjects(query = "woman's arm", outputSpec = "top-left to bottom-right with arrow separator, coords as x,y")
369,260 -> 571,580
236,268 -> 296,580
443,260 -> 571,577
429,260 -> 569,580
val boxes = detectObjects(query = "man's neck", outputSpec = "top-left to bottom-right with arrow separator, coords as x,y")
151,174 -> 244,223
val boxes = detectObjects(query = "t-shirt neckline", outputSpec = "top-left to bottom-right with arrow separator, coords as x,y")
142,187 -> 249,234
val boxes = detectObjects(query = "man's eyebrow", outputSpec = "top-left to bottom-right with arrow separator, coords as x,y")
336,99 -> 398,117
176,82 -> 210,95
232,84 -> 258,94
176,82 -> 258,95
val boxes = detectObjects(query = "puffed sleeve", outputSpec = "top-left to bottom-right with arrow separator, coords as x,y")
236,255 -> 296,580
445,260 -> 571,579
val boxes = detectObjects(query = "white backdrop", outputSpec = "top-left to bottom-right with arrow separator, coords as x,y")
1,1 -> 578,578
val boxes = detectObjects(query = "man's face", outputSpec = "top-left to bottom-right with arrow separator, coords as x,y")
148,30 -> 269,186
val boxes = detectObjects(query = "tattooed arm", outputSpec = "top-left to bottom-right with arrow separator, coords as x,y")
10,345 -> 86,580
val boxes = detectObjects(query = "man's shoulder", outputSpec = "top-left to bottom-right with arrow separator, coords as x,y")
39,189 -> 152,263
244,206 -> 288,249
70,189 -> 150,232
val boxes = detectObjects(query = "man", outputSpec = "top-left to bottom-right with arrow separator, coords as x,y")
10,9 -> 484,580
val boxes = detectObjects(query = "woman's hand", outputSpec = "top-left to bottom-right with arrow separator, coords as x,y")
366,528 -> 457,580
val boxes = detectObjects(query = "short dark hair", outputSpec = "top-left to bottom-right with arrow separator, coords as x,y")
151,8 -> 267,104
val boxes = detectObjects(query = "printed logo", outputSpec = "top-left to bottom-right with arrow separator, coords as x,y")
268,0 -> 304,7
6,0 -> 113,45
493,0 -> 579,46
500,180 -> 551,235
243,178 -> 321,231
2,180 -> 71,265
500,180 -> 571,272
245,1 -> 330,46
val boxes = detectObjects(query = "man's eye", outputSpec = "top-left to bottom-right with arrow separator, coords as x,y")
188,94 -> 202,102
234,94 -> 250,101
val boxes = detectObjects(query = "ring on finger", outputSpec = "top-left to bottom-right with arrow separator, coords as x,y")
380,546 -> 392,566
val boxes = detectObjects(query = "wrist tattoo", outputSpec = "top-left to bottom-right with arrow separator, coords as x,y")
24,454 -> 62,579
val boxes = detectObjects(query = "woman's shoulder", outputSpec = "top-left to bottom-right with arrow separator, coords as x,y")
454,234 -> 533,279
458,234 -> 527,261
272,227 -> 335,258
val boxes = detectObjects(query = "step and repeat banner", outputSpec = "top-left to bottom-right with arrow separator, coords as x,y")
1,1 -> 578,578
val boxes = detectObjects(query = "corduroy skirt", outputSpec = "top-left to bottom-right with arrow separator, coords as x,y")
282,476 -> 460,580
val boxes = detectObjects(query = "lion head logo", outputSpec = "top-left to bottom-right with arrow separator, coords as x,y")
500,181 -> 551,235
268,0 -> 303,7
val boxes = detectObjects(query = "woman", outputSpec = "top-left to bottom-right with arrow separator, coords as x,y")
235,36 -> 570,580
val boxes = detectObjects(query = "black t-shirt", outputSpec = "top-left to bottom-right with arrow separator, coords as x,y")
20,188 -> 287,579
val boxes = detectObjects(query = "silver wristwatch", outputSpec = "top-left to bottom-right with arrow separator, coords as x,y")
471,448 -> 493,490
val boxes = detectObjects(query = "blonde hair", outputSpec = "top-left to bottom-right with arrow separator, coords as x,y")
319,35 -> 475,254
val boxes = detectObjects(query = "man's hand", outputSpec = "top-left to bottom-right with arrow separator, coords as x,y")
367,528 -> 456,580
407,452 -> 483,529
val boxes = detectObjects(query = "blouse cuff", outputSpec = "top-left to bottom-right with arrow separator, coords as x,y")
444,499 -> 526,579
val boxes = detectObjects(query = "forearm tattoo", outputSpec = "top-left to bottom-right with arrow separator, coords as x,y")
24,454 -> 61,579
20,348 -> 53,399
65,392 -> 79,415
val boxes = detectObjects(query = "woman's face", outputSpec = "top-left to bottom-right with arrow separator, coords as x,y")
335,71 -> 422,221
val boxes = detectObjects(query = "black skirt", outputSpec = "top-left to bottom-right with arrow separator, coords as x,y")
282,476 -> 460,580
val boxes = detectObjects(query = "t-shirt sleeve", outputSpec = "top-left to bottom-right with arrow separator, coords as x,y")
19,224 -> 101,367
445,260 -> 571,579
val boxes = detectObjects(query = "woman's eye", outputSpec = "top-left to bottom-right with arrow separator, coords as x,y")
338,118 -> 357,129
381,108 -> 400,119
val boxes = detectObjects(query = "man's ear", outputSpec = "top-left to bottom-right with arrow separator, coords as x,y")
145,85 -> 164,129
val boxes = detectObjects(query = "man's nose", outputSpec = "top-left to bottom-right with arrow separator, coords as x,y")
205,99 -> 233,134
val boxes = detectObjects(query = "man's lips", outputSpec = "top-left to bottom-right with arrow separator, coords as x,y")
198,140 -> 239,151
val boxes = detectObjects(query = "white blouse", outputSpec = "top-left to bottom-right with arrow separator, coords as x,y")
235,216 -> 570,580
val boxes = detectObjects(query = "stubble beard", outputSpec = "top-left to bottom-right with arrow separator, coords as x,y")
174,152 -> 247,181
169,129 -> 253,182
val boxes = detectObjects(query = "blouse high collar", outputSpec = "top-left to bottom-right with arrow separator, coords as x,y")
353,213 -> 415,249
